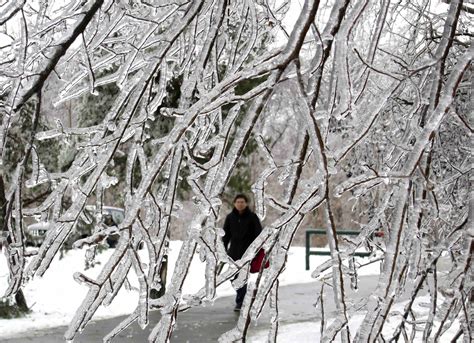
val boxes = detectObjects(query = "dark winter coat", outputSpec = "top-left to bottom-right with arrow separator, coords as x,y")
223,207 -> 263,260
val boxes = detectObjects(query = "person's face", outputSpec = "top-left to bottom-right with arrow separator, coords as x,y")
234,198 -> 247,212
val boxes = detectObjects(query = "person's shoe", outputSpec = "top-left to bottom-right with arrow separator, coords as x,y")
234,303 -> 242,312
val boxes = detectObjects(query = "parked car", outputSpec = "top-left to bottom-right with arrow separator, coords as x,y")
25,222 -> 50,247
25,206 -> 125,248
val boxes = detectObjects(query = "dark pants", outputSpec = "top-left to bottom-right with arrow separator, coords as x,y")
236,283 -> 247,305
218,263 -> 248,306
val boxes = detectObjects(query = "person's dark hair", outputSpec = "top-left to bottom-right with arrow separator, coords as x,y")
233,193 -> 248,203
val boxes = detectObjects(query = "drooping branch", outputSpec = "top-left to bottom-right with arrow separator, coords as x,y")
13,0 -> 105,111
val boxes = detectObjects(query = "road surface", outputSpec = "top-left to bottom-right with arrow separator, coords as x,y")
1,276 -> 386,342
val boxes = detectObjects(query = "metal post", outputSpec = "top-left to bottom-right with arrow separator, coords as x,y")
305,230 -> 310,270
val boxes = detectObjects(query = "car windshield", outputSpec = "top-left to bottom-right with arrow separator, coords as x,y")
107,209 -> 124,224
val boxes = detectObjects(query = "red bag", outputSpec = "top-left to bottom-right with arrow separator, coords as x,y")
250,249 -> 270,273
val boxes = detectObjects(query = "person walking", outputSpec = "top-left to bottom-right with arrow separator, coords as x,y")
222,194 -> 263,311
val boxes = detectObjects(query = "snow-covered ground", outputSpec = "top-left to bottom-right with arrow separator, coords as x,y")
0,241 -> 381,338
248,295 -> 461,342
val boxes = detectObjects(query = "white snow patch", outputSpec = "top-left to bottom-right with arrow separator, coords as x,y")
248,295 -> 462,342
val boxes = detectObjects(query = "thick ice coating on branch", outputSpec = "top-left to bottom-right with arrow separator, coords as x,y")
0,0 -> 471,342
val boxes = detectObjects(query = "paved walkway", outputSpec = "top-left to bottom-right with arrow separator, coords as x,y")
1,276 -> 382,342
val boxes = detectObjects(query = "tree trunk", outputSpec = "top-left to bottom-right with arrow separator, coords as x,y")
14,290 -> 29,312
1,176 -> 28,313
